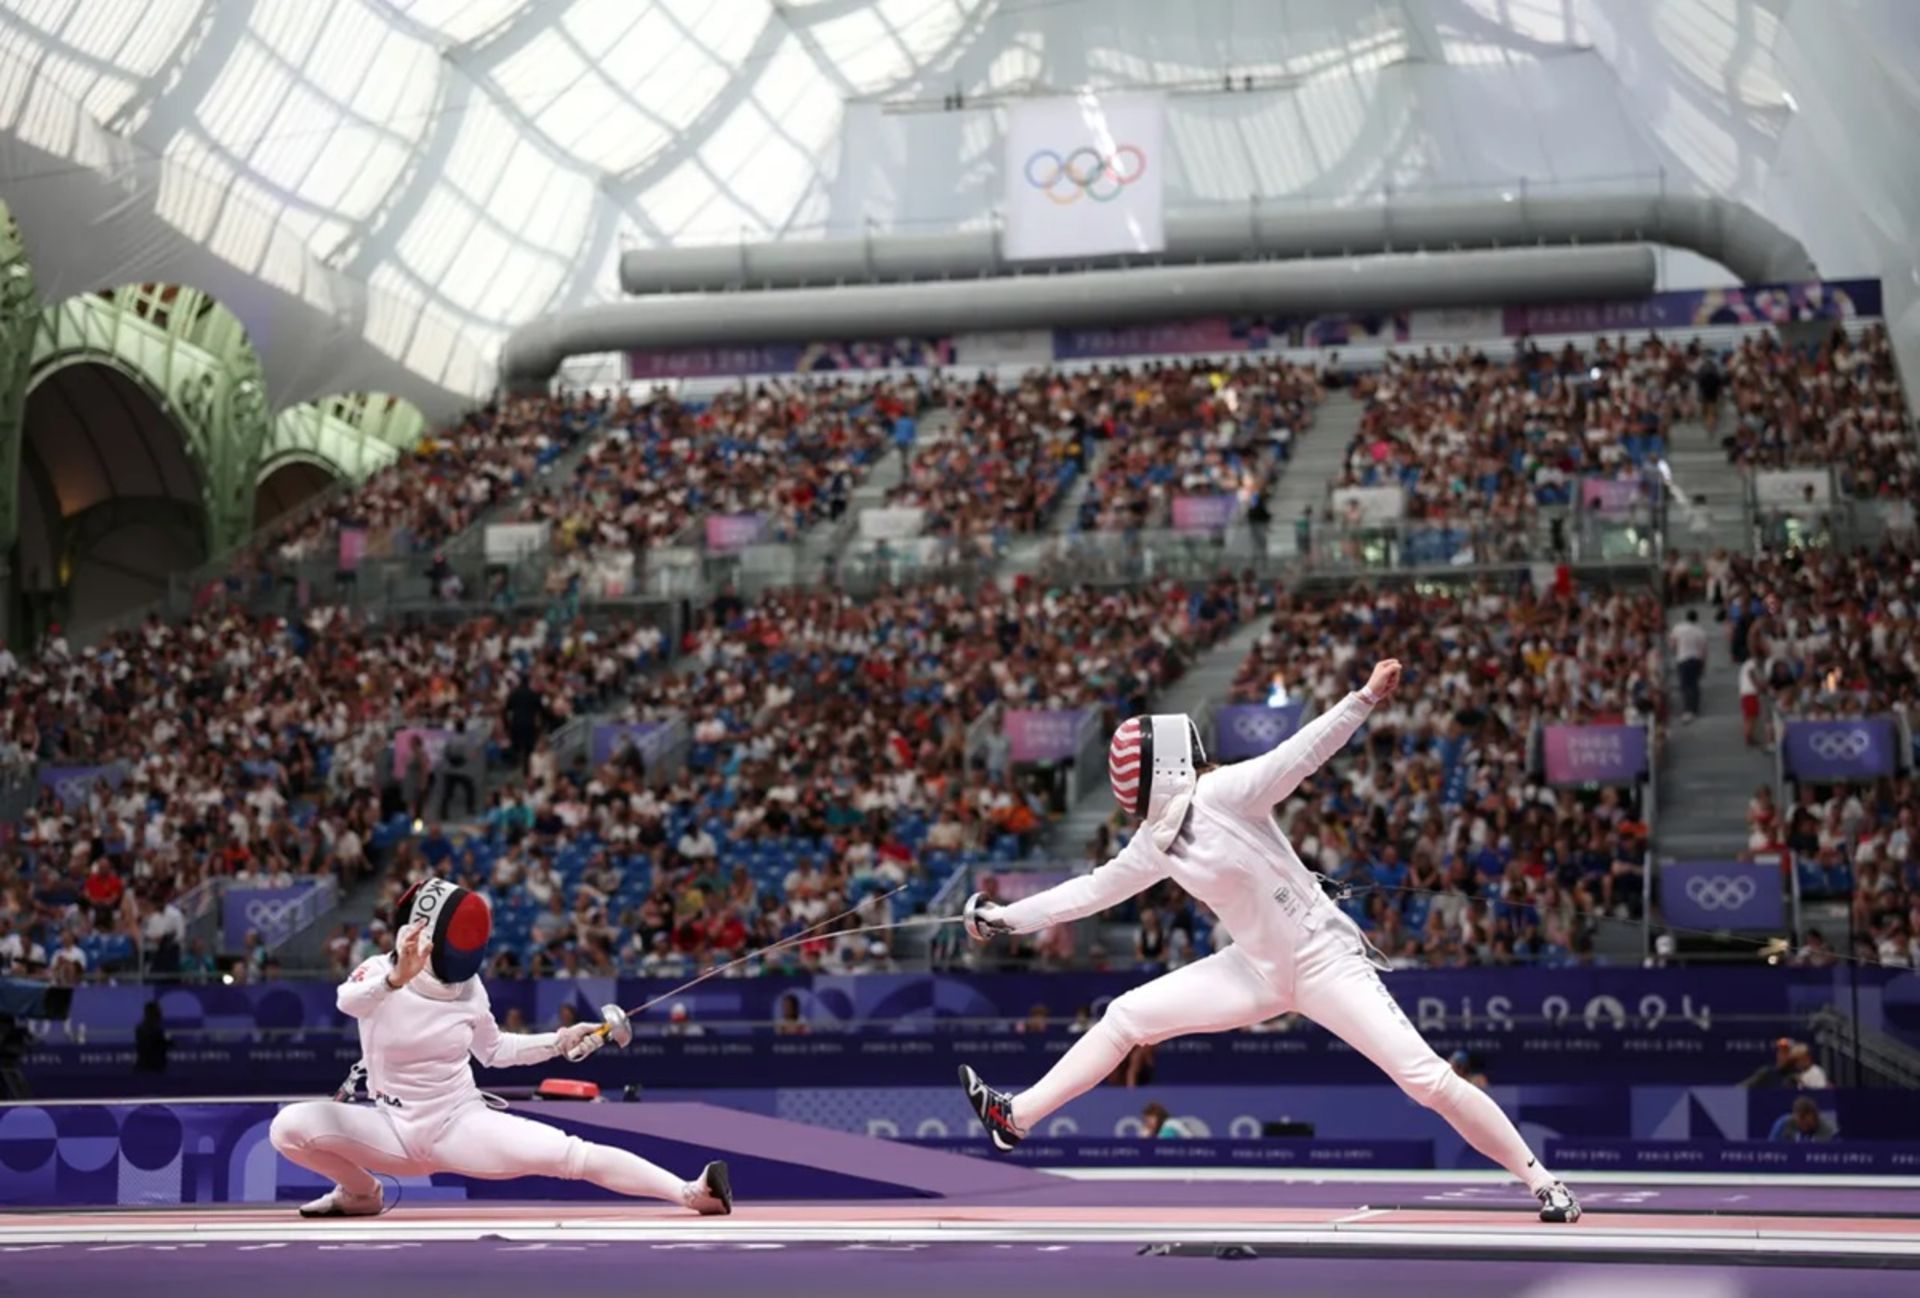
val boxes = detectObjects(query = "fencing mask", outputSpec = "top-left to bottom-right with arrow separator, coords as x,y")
393,878 -> 492,985
1108,714 -> 1206,851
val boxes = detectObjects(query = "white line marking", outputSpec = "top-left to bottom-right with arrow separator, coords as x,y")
1333,1209 -> 1389,1224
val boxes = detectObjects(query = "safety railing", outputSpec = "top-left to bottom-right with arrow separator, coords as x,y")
1066,708 -> 1111,808
1809,1008 -> 1920,1089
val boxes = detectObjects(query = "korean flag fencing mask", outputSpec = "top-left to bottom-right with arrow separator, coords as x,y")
393,878 -> 492,985
1108,714 -> 1205,851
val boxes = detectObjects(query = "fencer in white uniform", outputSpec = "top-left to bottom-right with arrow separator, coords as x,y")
958,659 -> 1581,1222
270,879 -> 730,1218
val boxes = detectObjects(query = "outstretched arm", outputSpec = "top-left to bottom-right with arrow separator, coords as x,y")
468,982 -> 565,1069
1205,658 -> 1401,816
986,840 -> 1170,936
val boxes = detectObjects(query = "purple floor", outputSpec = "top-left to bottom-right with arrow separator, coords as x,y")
4,1243 -> 1911,1298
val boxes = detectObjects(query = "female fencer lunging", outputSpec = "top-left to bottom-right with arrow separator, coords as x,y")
957,659 -> 1581,1222
270,878 -> 731,1217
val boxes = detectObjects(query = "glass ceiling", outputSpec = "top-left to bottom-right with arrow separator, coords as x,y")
0,0 -> 1865,401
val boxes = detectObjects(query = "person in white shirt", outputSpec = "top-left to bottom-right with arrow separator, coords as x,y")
959,660 -> 1580,1223
269,879 -> 729,1219
1738,654 -> 1766,748
50,933 -> 88,986
1669,609 -> 1709,723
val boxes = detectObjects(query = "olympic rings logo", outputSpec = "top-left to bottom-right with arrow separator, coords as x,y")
1684,874 -> 1758,911
1233,712 -> 1287,744
245,896 -> 307,931
1807,729 -> 1871,760
1023,145 -> 1147,205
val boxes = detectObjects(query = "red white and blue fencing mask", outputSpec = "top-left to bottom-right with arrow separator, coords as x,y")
394,877 -> 492,984
1108,714 -> 1205,851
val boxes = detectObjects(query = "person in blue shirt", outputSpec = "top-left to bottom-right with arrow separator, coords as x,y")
1769,1096 -> 1836,1142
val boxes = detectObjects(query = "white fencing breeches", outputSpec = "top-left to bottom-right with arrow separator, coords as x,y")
269,1098 -> 692,1204
1008,927 -> 1554,1193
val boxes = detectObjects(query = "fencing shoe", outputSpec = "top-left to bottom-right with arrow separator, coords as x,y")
1536,1182 -> 1582,1223
298,1184 -> 384,1218
959,1064 -> 1024,1153
685,1160 -> 732,1216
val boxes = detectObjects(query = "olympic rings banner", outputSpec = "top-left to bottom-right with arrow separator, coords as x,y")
1004,93 -> 1165,261
37,763 -> 125,811
1660,861 -> 1783,932
1541,724 -> 1649,785
1213,704 -> 1307,762
222,881 -> 330,950
1782,717 -> 1896,781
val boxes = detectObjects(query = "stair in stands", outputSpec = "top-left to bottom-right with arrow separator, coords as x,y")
1653,601 -> 1775,862
1268,388 -> 1364,552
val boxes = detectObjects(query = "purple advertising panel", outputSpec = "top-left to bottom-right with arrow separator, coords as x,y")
37,764 -> 126,811
223,882 -> 330,948
1504,278 -> 1883,336
1782,717 -> 1896,781
704,513 -> 764,551
1171,494 -> 1236,531
1660,861 -> 1784,932
1580,476 -> 1652,516
1541,724 -> 1649,785
337,526 -> 368,572
1004,709 -> 1087,763
1053,319 -> 1241,360
1213,703 -> 1307,761
391,726 -> 452,779
590,721 -> 663,769
627,338 -> 953,379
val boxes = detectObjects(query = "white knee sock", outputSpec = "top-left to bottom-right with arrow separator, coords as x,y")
1010,1021 -> 1130,1133
578,1143 -> 693,1204
1434,1074 -> 1555,1192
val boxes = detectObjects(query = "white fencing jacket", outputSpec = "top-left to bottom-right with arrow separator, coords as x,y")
337,957 -> 562,1107
998,689 -> 1378,994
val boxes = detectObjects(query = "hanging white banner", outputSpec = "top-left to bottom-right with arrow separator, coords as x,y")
1004,94 -> 1165,262
484,522 -> 548,563
859,507 -> 929,540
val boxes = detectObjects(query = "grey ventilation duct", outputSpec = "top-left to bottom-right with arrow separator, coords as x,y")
503,244 -> 1655,387
619,193 -> 1814,294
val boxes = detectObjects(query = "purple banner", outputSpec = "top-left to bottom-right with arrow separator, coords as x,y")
1213,703 -> 1306,761
222,882 -> 328,948
37,764 -> 125,811
1541,724 -> 1649,785
627,338 -> 953,380
1545,1140 -> 1920,1177
1171,493 -> 1237,531
590,721 -> 663,769
1505,278 -> 1883,336
1660,861 -> 1784,932
1054,319 -> 1240,360
391,726 -> 452,779
1782,717 -> 1896,781
337,526 -> 367,572
1580,476 -> 1652,517
704,513 -> 764,551
1004,709 -> 1088,763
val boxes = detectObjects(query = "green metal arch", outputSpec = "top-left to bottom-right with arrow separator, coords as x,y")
19,283 -> 274,556
0,199 -> 41,579
262,390 -> 425,488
